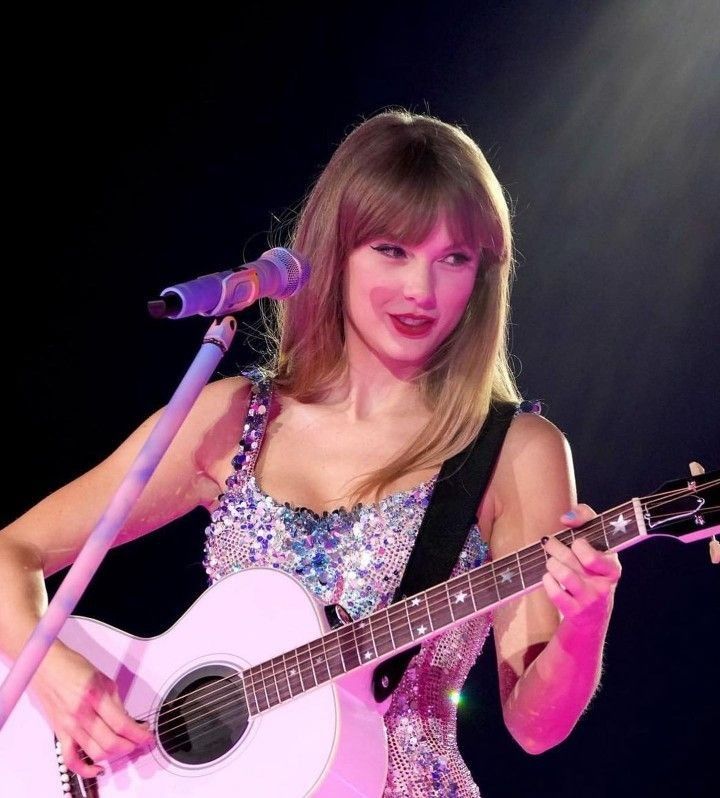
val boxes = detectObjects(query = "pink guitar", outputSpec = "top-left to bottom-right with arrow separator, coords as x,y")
1,468 -> 718,796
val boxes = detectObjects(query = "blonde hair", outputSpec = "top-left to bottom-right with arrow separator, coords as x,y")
262,108 -> 519,501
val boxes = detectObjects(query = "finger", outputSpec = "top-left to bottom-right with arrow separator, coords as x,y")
80,709 -> 138,760
542,571 -> 579,613
72,723 -> 108,766
58,731 -> 103,779
571,538 -> 622,578
546,556 -> 584,595
561,503 -> 597,526
542,535 -> 584,575
95,689 -> 154,747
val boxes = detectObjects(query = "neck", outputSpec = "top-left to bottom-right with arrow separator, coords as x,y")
323,337 -> 430,422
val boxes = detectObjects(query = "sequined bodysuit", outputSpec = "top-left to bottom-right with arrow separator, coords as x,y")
203,378 -> 503,797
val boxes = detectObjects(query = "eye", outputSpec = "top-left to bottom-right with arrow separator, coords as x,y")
441,252 -> 473,266
370,244 -> 408,259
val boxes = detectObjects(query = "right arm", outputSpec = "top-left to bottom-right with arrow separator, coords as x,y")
0,375 -> 250,776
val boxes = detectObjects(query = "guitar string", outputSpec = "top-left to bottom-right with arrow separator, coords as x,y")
129,478 -> 720,724
130,484 -> 720,742
122,483 -> 720,749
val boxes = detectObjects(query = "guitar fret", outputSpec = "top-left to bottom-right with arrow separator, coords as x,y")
515,551 -> 526,590
468,564 -> 497,610
352,623 -> 362,663
385,608 -> 397,651
354,616 -> 376,663
299,643 -> 316,689
294,648 -> 305,696
238,671 -> 253,717
600,513 -> 610,550
490,562 -> 502,601
465,573 -> 478,613
276,654 -> 292,702
333,631 -> 348,674
447,573 -> 474,619
446,583 -> 456,622
325,634 -> 345,677
403,598 -> 413,641
521,543 -> 548,590
494,556 -> 521,599
257,667 -> 271,711
267,660 -> 281,706
369,612 -> 391,657
428,583 -> 453,629
309,638 -> 331,683
423,592 -> 434,633
247,674 -> 261,715
280,652 -> 295,700
388,601 -> 414,649
406,592 -> 432,639
320,636 -> 333,680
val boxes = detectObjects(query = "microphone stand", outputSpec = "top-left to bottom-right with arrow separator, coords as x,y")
0,315 -> 237,729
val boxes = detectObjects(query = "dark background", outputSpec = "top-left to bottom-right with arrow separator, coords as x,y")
4,2 -> 718,796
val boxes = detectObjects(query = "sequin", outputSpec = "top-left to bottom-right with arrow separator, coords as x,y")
202,376 -> 524,797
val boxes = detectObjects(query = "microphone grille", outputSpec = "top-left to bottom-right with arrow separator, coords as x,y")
262,247 -> 311,298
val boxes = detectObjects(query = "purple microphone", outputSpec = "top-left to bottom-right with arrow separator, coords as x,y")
148,247 -> 310,319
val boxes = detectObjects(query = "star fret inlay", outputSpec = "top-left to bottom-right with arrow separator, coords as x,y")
610,513 -> 630,535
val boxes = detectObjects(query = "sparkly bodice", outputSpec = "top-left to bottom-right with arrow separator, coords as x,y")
203,378 -> 501,797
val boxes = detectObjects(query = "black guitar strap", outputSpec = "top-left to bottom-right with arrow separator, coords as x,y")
372,400 -> 518,702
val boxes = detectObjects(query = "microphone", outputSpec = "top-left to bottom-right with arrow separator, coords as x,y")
147,247 -> 310,319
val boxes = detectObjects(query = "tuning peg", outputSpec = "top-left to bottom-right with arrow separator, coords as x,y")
689,463 -> 719,563
710,537 -> 720,565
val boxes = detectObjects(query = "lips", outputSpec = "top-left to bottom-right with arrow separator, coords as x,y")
389,314 -> 436,338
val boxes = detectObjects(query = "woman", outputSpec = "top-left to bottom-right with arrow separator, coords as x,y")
0,109 -> 621,796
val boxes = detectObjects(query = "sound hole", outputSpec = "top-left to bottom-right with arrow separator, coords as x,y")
158,664 -> 249,765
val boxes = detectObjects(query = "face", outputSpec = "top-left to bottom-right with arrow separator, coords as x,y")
342,218 -> 480,374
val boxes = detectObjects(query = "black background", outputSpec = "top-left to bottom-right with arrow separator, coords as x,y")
4,3 -> 718,796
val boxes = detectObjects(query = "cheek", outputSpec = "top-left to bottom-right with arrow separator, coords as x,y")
440,281 -> 476,323
368,284 -> 397,309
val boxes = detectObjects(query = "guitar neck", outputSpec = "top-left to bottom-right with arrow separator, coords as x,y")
240,469 -> 719,716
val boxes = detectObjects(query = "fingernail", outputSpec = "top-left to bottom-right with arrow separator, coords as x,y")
97,768 -> 105,777
562,511 -> 576,520
541,536 -> 549,545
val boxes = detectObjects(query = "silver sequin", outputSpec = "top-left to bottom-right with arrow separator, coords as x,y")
203,377 -> 500,797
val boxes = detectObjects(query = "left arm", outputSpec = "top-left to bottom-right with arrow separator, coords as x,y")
487,413 -> 621,754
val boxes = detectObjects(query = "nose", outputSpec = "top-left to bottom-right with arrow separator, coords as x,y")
402,259 -> 436,308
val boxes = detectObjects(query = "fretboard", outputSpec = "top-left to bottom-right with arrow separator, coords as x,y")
240,498 -> 645,715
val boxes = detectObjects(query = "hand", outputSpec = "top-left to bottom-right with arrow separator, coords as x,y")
541,504 -> 622,633
29,642 -> 154,779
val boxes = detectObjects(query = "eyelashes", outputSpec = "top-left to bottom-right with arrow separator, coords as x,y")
370,244 -> 474,266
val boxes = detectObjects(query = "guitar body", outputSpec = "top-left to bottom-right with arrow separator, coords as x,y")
0,568 -> 389,796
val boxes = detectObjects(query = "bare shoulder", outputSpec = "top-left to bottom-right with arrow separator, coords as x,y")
188,374 -> 253,472
488,410 -> 576,558
501,409 -> 569,458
